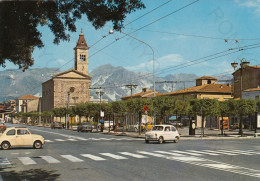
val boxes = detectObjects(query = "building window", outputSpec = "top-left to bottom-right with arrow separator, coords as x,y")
80,54 -> 86,61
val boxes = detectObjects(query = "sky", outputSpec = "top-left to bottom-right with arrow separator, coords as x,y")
2,0 -> 260,79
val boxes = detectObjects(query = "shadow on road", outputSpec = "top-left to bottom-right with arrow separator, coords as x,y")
0,168 -> 60,181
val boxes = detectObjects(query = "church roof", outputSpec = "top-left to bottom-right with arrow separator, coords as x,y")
52,69 -> 91,80
75,29 -> 89,49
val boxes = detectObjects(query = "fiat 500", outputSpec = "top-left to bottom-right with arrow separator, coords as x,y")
145,124 -> 180,144
0,127 -> 45,150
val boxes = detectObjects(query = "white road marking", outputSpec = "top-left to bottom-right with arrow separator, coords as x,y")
173,156 -> 205,162
100,153 -> 128,160
45,140 -> 53,143
171,150 -> 201,156
224,150 -> 255,155
76,137 -> 88,141
60,155 -> 84,162
137,151 -> 166,158
40,156 -> 61,163
81,154 -> 106,161
18,157 -> 37,165
54,139 -> 65,142
203,150 -> 238,155
154,151 -> 184,156
119,152 -> 148,158
186,150 -> 219,156
0,158 -> 11,167
203,164 -> 234,169
66,138 -> 77,141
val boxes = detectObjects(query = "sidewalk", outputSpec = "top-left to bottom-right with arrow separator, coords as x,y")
100,127 -> 260,140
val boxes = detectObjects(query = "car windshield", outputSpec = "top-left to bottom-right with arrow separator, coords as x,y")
152,126 -> 164,131
82,122 -> 91,125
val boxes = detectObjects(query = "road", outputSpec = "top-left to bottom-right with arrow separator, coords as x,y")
1,124 -> 260,181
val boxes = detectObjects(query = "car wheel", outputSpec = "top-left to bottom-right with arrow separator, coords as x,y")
1,141 -> 10,150
33,141 -> 42,149
145,140 -> 149,143
174,136 -> 179,143
158,136 -> 163,144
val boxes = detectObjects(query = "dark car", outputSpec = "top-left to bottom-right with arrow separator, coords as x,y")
51,122 -> 63,129
77,122 -> 93,132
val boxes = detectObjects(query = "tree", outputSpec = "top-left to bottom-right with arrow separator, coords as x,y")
53,107 -> 66,122
154,96 -> 175,124
235,99 -> 256,136
0,1 -> 145,70
191,99 -> 219,137
125,98 -> 152,134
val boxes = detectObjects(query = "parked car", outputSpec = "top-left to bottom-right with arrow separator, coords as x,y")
171,121 -> 183,128
0,127 -> 45,150
145,124 -> 180,144
0,123 -> 6,133
51,122 -> 63,129
77,122 -> 93,132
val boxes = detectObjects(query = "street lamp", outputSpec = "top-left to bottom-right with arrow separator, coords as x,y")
125,84 -> 138,97
66,87 -> 75,129
231,58 -> 250,136
109,29 -> 156,125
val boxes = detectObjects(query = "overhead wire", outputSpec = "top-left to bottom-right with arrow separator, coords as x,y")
96,42 -> 260,90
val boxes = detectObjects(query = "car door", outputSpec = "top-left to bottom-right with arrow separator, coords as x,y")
164,126 -> 171,140
16,129 -> 33,146
5,129 -> 18,146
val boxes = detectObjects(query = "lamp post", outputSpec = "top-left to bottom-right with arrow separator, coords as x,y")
125,84 -> 138,97
66,87 -> 75,129
231,58 -> 250,136
109,29 -> 156,125
96,90 -> 104,131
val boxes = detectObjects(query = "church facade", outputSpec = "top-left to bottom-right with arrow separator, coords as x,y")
42,30 -> 91,111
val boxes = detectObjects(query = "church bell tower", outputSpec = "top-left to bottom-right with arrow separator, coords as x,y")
74,29 -> 89,75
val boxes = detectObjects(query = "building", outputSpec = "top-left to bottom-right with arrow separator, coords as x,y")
242,87 -> 260,100
16,95 -> 39,113
232,65 -> 260,99
160,76 -> 233,101
42,30 -> 91,111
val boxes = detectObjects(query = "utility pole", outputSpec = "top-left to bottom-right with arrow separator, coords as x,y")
96,90 -> 104,132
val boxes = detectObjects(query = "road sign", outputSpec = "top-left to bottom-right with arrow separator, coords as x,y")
143,105 -> 149,111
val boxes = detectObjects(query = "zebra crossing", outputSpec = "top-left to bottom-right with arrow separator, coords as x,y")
2,149 -> 260,178
45,137 -> 142,143
2,149 -> 260,167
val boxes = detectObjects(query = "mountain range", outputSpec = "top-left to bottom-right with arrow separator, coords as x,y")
0,64 -> 232,102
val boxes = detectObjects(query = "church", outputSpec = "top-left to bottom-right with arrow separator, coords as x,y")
41,30 -> 91,111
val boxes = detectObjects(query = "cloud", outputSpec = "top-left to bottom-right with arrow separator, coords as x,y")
238,0 -> 260,15
125,54 -> 187,73
55,59 -> 67,65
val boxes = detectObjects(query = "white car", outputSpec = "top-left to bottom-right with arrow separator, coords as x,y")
145,124 -> 180,144
0,127 -> 45,150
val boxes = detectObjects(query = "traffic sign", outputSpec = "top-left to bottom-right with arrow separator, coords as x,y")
143,105 -> 149,111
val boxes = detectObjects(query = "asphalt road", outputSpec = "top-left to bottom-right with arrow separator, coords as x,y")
1,124 -> 260,181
